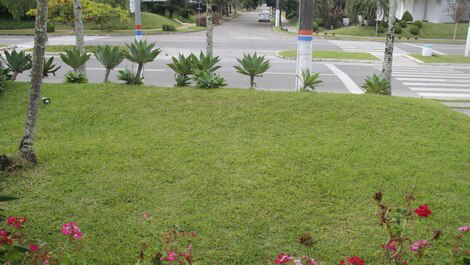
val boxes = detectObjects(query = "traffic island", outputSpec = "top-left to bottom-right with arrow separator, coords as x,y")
277,50 -> 380,62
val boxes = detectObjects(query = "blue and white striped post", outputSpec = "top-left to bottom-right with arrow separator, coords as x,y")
135,0 -> 142,41
295,0 -> 314,91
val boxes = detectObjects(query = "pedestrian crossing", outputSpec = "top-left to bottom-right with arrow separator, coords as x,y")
329,40 -> 407,55
391,67 -> 470,99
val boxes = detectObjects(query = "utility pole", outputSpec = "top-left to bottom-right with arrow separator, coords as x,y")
206,0 -> 213,56
295,0 -> 314,91
134,0 -> 142,41
275,0 -> 280,27
465,20 -> 470,57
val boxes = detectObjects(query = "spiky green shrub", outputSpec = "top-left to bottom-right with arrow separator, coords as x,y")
64,71 -> 88,83
124,40 -> 161,83
117,68 -> 143,85
362,74 -> 390,95
60,47 -> 91,73
0,67 -> 11,93
3,50 -> 32,81
189,52 -> 221,73
297,69 -> 323,92
192,69 -> 226,89
233,53 -> 270,89
167,54 -> 193,87
93,45 -> 125,83
43,57 -> 61,78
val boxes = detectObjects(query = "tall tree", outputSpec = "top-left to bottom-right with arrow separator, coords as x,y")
206,0 -> 213,56
445,0 -> 469,41
73,0 -> 86,75
18,0 -> 48,164
381,0 -> 396,95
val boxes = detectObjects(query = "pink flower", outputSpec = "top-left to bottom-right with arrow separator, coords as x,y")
0,230 -> 8,237
62,222 -> 83,239
410,240 -> 430,252
141,212 -> 149,221
309,258 -> 317,265
7,216 -> 26,228
348,256 -> 365,265
162,250 -> 178,261
458,226 -> 469,232
295,260 -> 302,265
274,253 -> 293,264
29,244 -> 39,252
386,240 -> 397,252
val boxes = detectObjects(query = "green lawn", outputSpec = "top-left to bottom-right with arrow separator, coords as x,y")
28,45 -> 123,53
278,50 -> 379,60
411,54 -> 470,64
1,83 -> 469,264
329,22 -> 469,40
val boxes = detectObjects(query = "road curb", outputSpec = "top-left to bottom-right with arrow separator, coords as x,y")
0,28 -> 205,37
275,51 -> 382,64
403,54 -> 470,67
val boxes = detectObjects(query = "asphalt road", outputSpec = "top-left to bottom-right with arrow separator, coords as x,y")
3,11 -> 470,99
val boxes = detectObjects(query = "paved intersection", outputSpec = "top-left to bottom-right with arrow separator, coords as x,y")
1,11 -> 470,100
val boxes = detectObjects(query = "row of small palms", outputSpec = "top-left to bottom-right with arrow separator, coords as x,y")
1,50 -> 61,81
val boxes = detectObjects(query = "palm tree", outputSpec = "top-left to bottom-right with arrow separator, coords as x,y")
124,40 -> 161,83
381,0 -> 397,95
233,53 -> 270,89
206,0 -> 213,56
73,0 -> 86,75
93,46 -> 125,82
19,0 -> 48,164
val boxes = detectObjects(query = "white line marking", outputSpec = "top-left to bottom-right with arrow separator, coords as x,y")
417,93 -> 470,98
403,82 -> 470,88
325,64 -> 364,94
263,72 -> 336,76
402,43 -> 446,55
397,78 -> 470,83
392,70 -> 461,74
410,87 -> 470,92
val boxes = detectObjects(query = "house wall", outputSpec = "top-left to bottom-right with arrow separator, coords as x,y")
396,0 -> 469,23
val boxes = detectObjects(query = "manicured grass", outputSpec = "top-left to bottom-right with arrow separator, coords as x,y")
329,22 -> 469,40
27,45 -> 124,53
140,12 -> 181,29
278,50 -> 379,60
1,83 -> 469,264
410,54 -> 470,64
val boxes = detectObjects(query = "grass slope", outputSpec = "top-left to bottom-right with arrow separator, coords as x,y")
329,22 -> 469,40
278,50 -> 379,60
1,83 -> 469,264
411,54 -> 470,64
140,12 -> 181,29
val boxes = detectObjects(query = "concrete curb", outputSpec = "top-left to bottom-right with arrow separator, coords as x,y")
0,28 -> 205,37
403,54 -> 470,67
275,51 -> 382,64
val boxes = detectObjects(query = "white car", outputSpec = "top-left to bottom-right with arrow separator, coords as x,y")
258,10 -> 271,23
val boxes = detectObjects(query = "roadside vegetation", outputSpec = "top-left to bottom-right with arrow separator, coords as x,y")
278,50 -> 379,61
410,54 -> 470,64
1,82 -> 469,264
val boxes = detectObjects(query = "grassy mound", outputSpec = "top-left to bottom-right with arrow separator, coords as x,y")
140,12 -> 181,29
1,83 -> 469,264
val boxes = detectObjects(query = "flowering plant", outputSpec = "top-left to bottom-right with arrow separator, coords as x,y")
273,253 -> 318,265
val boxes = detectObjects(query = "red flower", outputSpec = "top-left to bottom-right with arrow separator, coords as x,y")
274,253 -> 292,264
415,205 -> 432,217
386,240 -> 397,252
7,216 -> 27,228
29,244 -> 39,252
348,256 -> 365,265
339,260 -> 345,265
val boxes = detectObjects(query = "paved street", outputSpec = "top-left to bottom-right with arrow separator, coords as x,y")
2,11 -> 470,99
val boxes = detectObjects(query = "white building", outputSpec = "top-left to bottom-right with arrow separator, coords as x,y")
396,0 -> 470,23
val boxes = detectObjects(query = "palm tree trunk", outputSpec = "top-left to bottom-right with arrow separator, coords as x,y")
136,63 -> 143,83
206,1 -> 213,56
11,72 -> 18,81
104,68 -> 111,83
453,22 -> 458,41
381,0 -> 397,95
19,0 -> 48,164
250,76 -> 255,89
73,0 -> 86,75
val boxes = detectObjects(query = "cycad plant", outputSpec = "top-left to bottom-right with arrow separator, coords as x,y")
117,68 -> 142,85
362,74 -> 391,95
233,53 -> 270,89
297,69 -> 322,92
189,52 -> 221,73
192,69 -> 226,89
60,47 -> 91,73
43,57 -> 61,78
93,45 -> 125,83
124,40 -> 161,84
3,50 -> 32,81
167,54 -> 193,87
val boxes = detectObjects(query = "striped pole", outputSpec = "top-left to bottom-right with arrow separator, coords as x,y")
465,21 -> 470,57
295,0 -> 314,91
135,0 -> 142,41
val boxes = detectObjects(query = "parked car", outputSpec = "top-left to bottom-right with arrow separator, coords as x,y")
258,10 -> 271,23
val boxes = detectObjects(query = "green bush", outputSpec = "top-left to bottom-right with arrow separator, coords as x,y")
297,69 -> 322,92
413,20 -> 423,28
286,12 -> 297,20
401,11 -> 413,22
64,71 -> 88,83
380,20 -> 388,28
192,69 -> 226,89
409,26 -> 420,35
162,24 -> 176,32
399,20 -> 407,28
362,74 -> 390,95
312,22 -> 319,32
377,26 -> 385,33
313,18 -> 323,27
0,20 -> 35,30
47,22 -> 55,32
394,24 -> 403,34
117,68 -> 142,85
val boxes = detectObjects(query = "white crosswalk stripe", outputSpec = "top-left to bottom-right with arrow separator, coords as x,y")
387,67 -> 470,99
329,40 -> 407,55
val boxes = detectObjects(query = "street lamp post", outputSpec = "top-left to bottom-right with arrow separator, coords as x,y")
295,0 -> 314,91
